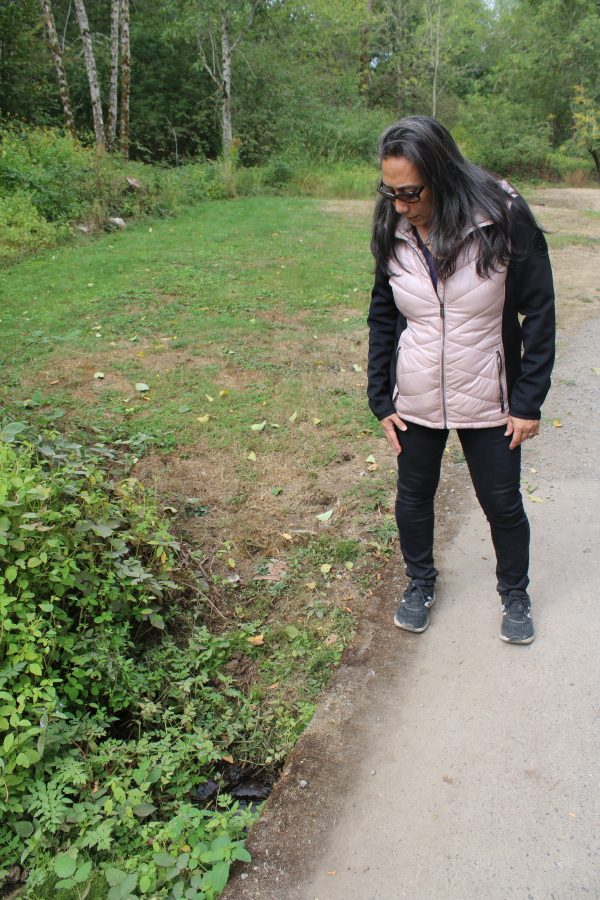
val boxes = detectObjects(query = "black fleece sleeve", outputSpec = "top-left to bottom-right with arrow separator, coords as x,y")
506,208 -> 556,421
367,267 -> 402,421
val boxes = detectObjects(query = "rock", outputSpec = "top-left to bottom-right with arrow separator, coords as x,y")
108,217 -> 126,230
299,779 -> 308,787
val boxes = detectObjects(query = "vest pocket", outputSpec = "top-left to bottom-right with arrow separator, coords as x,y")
496,349 -> 506,413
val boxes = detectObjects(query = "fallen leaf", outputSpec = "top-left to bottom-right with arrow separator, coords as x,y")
87,282 -> 94,287
160,552 -> 166,565
222,754 -> 234,764
219,390 -> 230,396
458,658 -> 464,665
197,415 -> 210,423
568,813 -> 578,818
553,420 -> 562,427
530,496 -> 544,502
327,871 -> 337,876
367,463 -> 378,471
136,351 -> 145,357
317,509 -> 333,522
94,372 -> 104,379
48,379 -> 59,385
268,682 -> 279,690
135,383 -> 149,392
343,317 -> 350,322
246,634 -> 265,646
283,625 -> 300,639
251,421 -> 267,431
281,533 -> 293,541
247,451 -> 257,461
305,582 -> 316,590
591,367 -> 600,375
289,410 -> 298,422
205,394 -> 214,402
163,506 -> 178,513
271,487 -> 282,495
530,468 -> 537,473
178,405 -> 191,413
312,418 -> 322,425
344,561 -> 354,570
324,634 -> 338,647
365,454 -> 376,464
227,557 -> 235,568
352,364 -> 363,372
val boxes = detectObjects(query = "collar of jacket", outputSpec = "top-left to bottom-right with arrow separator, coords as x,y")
393,213 -> 494,247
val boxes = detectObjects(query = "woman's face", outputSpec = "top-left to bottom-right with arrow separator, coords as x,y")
381,156 -> 433,229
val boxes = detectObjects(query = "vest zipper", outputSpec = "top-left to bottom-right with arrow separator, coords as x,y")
496,349 -> 506,413
437,281 -> 447,427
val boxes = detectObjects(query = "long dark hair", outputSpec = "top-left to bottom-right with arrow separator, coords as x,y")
371,116 -> 540,280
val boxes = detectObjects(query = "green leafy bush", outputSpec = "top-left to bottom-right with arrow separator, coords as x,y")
0,193 -> 65,266
0,419 -> 264,893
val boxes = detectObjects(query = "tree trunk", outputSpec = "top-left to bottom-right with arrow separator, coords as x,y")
220,5 -> 233,158
432,0 -> 441,118
359,0 -> 372,93
40,0 -> 77,138
119,0 -> 131,156
107,0 -> 119,151
590,148 -> 600,183
73,0 -> 105,146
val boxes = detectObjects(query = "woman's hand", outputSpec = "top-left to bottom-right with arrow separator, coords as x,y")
381,412 -> 407,455
505,416 -> 540,450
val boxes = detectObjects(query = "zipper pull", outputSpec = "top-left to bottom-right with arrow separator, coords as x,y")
439,301 -> 445,318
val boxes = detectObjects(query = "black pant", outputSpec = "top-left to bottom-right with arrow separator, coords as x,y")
395,422 -> 530,595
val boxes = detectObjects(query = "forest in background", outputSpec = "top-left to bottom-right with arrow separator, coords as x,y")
1,0 -> 600,182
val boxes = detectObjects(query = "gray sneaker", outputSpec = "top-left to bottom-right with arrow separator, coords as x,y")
500,591 -> 535,643
394,579 -> 436,633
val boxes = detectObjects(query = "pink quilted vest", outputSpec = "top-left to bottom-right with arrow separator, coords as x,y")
389,218 -> 509,430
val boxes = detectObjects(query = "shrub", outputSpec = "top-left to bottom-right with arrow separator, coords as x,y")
0,193 -> 64,266
0,415 -> 263,893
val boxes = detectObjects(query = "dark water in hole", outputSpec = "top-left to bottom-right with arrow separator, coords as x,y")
195,764 -> 275,812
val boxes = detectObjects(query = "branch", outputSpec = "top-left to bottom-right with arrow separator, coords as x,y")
231,0 -> 261,56
196,30 -> 222,87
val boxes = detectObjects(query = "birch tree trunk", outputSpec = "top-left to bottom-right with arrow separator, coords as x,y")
119,0 -> 131,157
107,0 -> 120,151
220,6 -> 233,157
74,0 -> 105,146
41,0 -> 77,138
197,0 -> 261,158
359,0 -> 372,92
432,0 -> 441,117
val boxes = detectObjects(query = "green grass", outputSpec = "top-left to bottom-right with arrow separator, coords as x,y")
0,194 -> 392,765
0,197 -> 376,444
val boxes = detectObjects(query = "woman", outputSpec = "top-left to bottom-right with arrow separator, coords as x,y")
367,116 -> 555,644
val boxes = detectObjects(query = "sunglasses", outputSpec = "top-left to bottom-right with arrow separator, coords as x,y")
377,182 -> 427,203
